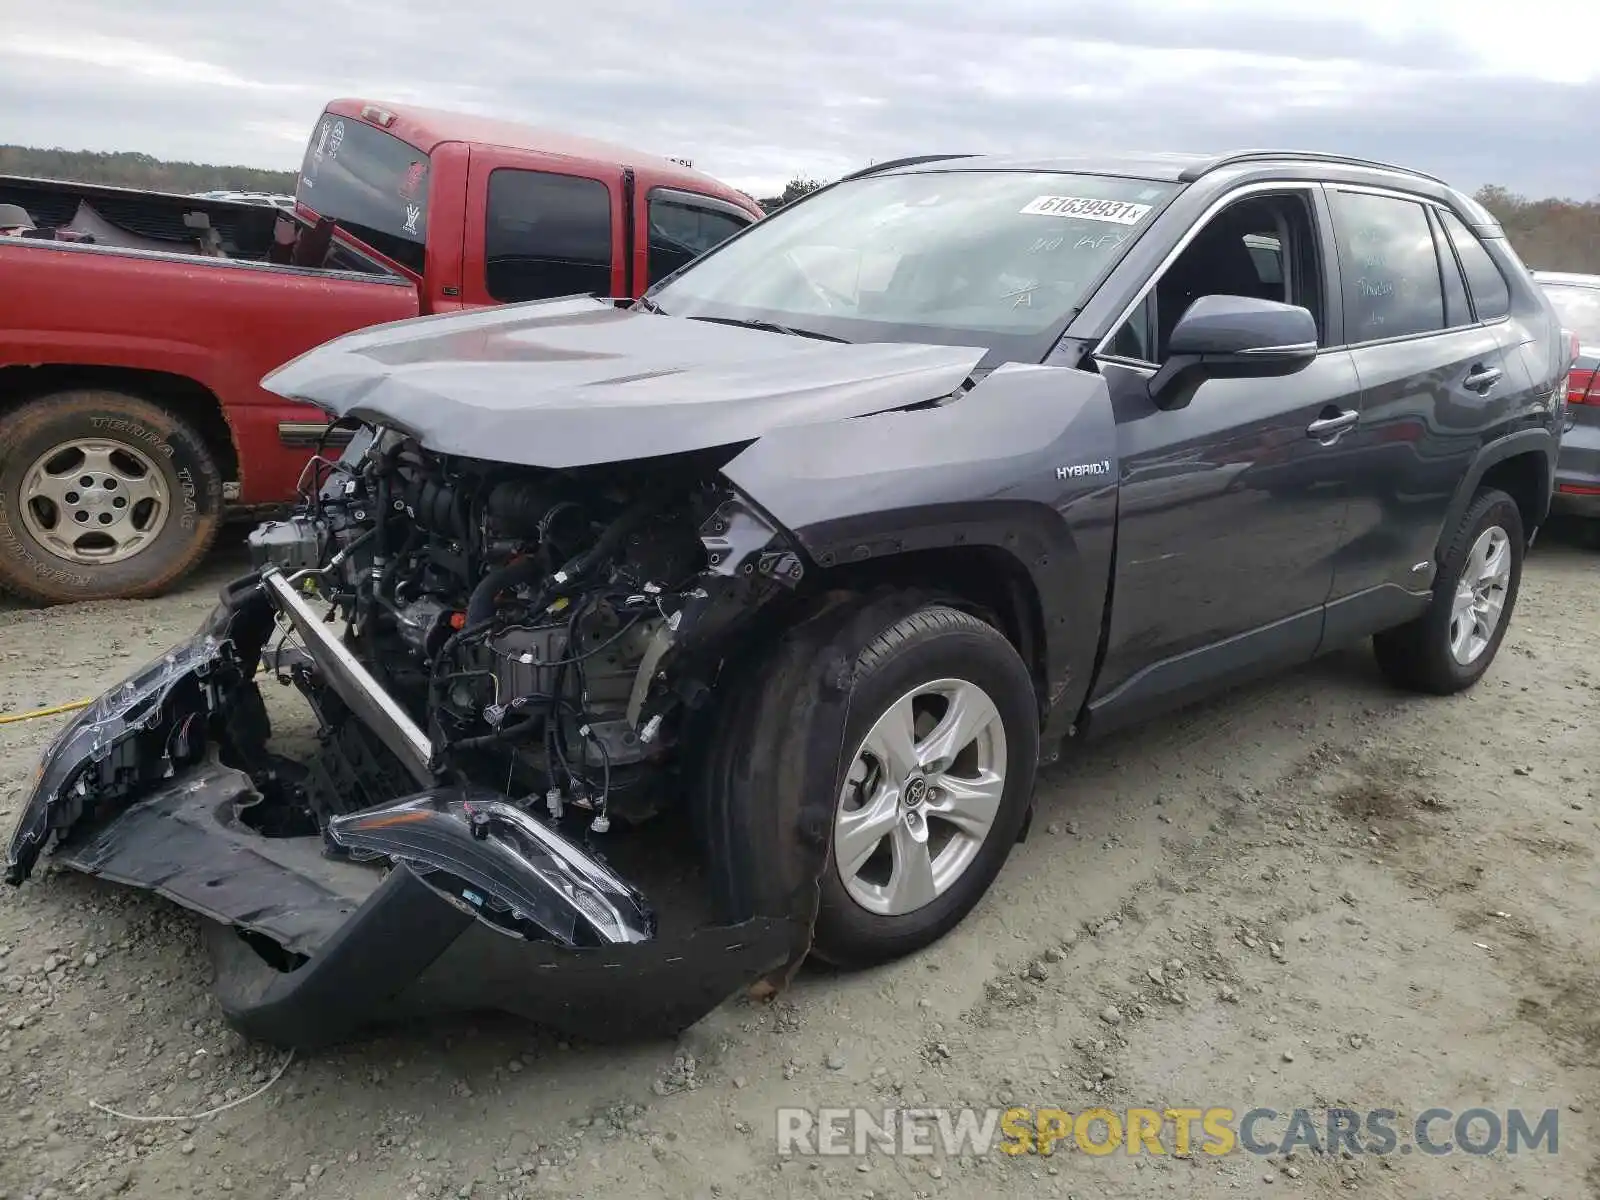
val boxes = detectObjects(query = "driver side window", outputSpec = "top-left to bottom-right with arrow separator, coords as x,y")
1107,192 -> 1326,364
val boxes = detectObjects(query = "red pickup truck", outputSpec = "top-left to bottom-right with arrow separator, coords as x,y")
0,99 -> 763,604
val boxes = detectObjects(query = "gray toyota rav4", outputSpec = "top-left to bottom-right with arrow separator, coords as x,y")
5,150 -> 1568,1049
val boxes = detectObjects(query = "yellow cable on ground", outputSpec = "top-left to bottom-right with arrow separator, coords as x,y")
0,698 -> 92,726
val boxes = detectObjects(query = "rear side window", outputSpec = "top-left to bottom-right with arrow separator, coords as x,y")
1438,208 -> 1511,321
1329,190 -> 1445,342
485,170 -> 613,303
647,193 -> 749,280
1430,211 -> 1473,328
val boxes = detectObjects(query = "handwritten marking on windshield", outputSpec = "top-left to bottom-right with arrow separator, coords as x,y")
1026,232 -> 1129,253
1002,282 -> 1039,308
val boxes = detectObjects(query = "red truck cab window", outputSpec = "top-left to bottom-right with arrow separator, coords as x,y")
646,189 -> 752,281
484,169 -> 613,302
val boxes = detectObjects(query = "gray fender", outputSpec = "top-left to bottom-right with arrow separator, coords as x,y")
720,362 -> 1119,724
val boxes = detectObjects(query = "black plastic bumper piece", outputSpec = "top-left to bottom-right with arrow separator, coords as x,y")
204,866 -> 799,1050
205,866 -> 473,1048
49,759 -> 799,1049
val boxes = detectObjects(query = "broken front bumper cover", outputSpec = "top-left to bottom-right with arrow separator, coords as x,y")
2,573 -> 814,1049
4,632 -> 228,888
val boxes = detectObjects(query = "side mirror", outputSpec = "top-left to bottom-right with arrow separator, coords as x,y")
1148,294 -> 1318,410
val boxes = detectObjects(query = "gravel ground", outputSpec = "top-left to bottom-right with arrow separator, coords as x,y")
1,524 -> 1597,1200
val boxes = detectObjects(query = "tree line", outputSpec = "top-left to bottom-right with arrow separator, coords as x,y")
3,146 -> 1595,273
0,146 -> 296,195
757,176 -> 826,211
1473,186 -> 1600,274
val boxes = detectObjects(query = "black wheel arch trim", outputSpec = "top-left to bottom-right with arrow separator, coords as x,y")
785,502 -> 1101,732
1439,428 -> 1557,549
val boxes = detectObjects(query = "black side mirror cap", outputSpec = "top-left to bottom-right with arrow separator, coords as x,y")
1149,295 -> 1319,410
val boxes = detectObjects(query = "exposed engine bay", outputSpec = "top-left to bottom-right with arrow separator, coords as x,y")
2,421 -> 825,1046
246,426 -> 801,845
210,423 -> 817,946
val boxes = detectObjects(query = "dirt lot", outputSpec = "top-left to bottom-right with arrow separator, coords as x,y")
1,525 -> 1596,1200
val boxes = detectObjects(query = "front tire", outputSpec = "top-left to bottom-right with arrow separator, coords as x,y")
0,390 -> 224,604
701,597 -> 1039,969
1372,487 -> 1523,694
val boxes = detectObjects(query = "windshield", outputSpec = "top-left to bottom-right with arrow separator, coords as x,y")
648,170 -> 1177,359
1541,282 -> 1600,345
297,112 -> 431,274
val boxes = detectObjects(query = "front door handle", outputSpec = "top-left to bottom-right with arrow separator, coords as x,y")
1465,365 -> 1503,393
1306,409 -> 1359,440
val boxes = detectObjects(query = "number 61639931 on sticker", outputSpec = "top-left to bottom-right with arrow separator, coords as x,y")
1020,195 -> 1152,224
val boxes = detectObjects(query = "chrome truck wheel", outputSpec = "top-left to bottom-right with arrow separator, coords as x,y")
0,390 -> 222,604
20,437 -> 172,566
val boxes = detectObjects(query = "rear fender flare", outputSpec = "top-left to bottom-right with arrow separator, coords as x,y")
1438,428 -> 1557,548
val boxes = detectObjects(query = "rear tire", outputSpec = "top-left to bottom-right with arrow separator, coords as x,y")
1372,487 -> 1523,694
700,595 -> 1039,969
0,390 -> 223,604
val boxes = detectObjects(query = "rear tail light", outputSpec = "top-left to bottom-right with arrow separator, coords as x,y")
1570,368 -> 1597,406
1563,329 -> 1595,405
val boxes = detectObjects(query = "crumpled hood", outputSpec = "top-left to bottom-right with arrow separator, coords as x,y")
261,296 -> 987,468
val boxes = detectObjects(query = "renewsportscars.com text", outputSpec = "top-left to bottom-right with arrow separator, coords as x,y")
775,1105 -> 1560,1158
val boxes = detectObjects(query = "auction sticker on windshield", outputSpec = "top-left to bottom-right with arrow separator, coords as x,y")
1020,196 -> 1152,224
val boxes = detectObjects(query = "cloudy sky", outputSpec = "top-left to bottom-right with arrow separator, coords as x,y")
3,0 -> 1596,200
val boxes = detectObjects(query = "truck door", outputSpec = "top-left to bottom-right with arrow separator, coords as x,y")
631,182 -> 757,293
459,149 -> 627,308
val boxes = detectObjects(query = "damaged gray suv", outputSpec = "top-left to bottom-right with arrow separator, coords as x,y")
5,150 -> 1567,1048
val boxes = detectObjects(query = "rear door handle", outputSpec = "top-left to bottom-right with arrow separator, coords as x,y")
1306,409 -> 1359,440
1465,365 -> 1503,392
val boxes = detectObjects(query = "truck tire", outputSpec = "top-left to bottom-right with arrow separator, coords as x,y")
0,390 -> 224,604
1371,487 -> 1524,694
701,595 -> 1039,969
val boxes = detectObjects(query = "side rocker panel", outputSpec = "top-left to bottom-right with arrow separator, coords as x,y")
721,363 -> 1119,732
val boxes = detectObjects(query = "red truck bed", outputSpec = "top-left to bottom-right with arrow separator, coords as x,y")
0,230 -> 420,505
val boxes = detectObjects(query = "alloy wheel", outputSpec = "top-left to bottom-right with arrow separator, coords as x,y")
1448,525 -> 1511,666
833,677 -> 1008,917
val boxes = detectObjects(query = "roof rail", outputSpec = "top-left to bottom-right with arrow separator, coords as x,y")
836,154 -> 977,183
1179,150 -> 1448,186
